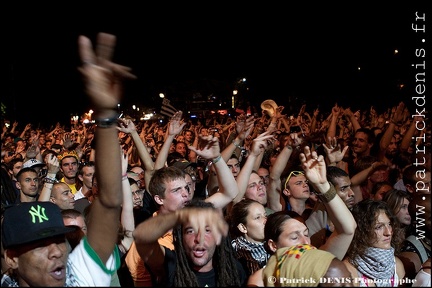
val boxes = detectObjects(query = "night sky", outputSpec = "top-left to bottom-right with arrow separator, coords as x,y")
6,3 -> 427,129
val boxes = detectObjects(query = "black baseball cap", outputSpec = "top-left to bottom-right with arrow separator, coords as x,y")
2,202 -> 76,249
169,158 -> 197,171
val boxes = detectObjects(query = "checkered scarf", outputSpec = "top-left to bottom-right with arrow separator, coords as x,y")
232,236 -> 269,273
351,247 -> 395,287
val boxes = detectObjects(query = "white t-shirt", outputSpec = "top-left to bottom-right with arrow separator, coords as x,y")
412,269 -> 431,287
67,236 -> 120,286
74,188 -> 86,200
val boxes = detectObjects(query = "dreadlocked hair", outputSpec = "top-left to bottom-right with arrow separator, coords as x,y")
173,199 -> 242,287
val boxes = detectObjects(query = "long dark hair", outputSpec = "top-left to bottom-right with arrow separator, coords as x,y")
345,199 -> 404,260
173,200 -> 242,287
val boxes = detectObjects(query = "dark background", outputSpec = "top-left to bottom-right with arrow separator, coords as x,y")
6,4 -> 428,129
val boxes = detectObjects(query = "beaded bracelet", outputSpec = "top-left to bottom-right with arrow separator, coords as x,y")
315,182 -> 337,203
211,155 -> 222,164
44,177 -> 59,184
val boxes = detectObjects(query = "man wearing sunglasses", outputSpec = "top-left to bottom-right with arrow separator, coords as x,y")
282,170 -> 314,219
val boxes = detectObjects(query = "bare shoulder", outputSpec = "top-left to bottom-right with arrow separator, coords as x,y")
395,256 -> 406,279
247,267 -> 264,287
342,260 -> 361,287
343,259 -> 357,276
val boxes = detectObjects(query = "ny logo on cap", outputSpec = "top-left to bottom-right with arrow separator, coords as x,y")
29,205 -> 49,223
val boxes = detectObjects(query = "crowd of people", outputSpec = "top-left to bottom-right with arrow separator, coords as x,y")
1,32 -> 431,287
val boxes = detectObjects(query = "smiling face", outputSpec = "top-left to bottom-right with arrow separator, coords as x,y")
352,131 -> 372,156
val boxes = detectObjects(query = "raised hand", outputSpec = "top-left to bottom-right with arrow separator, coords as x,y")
168,111 -> 186,136
299,146 -> 328,191
235,114 -> 247,135
188,135 -> 220,160
238,115 -> 255,141
323,136 -> 349,164
117,118 -> 137,134
250,130 -> 275,157
63,133 -> 75,150
25,143 -> 39,159
390,101 -> 405,124
46,153 -> 60,175
78,33 -> 136,114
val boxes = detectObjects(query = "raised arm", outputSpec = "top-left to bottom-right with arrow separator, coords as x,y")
117,118 -> 155,172
378,102 -> 405,161
267,133 -> 299,212
327,104 -> 341,140
154,111 -> 186,170
133,206 -> 228,275
309,107 -> 319,133
233,130 -> 274,204
78,32 -> 136,263
206,115 -> 254,193
300,146 -> 356,260
344,107 -> 361,132
189,135 -> 239,209
400,115 -> 422,152
221,114 -> 255,161
38,154 -> 60,201
120,150 -> 135,252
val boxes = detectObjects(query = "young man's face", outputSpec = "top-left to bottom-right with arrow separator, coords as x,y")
131,183 -> 144,208
285,174 -> 310,201
17,171 -> 39,197
156,177 -> 190,213
227,158 -> 240,178
79,165 -> 95,190
182,221 -> 217,272
51,183 -> 75,210
245,173 -> 268,206
331,176 -> 355,209
60,157 -> 78,179
10,161 -> 23,178
352,131 -> 371,155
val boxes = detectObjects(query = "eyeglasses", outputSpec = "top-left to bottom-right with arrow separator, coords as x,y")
284,171 -> 304,190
